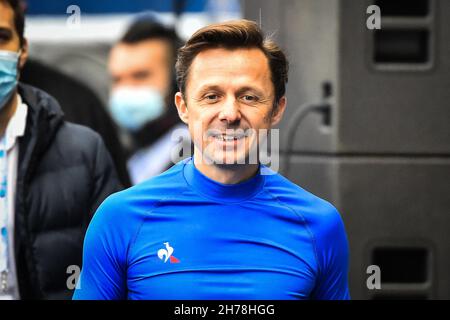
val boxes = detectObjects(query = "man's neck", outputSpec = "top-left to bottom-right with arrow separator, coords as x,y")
193,152 -> 259,185
0,92 -> 18,138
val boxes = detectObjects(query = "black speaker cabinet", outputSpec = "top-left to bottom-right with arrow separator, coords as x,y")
243,0 -> 450,299
245,0 -> 450,154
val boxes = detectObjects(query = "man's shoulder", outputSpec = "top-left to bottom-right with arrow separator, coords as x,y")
103,159 -> 188,210
45,122 -> 110,171
263,170 -> 348,264
130,158 -> 188,193
90,160 -> 188,230
56,121 -> 103,149
263,170 -> 342,229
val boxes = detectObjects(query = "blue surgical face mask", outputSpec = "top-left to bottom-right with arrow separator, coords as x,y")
109,86 -> 165,132
0,50 -> 20,110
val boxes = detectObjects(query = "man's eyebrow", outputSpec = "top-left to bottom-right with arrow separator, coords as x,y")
196,85 -> 223,95
195,85 -> 266,97
236,86 -> 265,97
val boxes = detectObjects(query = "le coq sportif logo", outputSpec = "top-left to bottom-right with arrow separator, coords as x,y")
157,242 -> 180,263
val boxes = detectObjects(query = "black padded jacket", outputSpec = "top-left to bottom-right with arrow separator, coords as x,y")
14,84 -> 121,299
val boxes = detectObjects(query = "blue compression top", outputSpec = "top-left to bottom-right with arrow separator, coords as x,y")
73,157 -> 350,300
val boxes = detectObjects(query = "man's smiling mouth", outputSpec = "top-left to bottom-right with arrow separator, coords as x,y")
207,129 -> 251,143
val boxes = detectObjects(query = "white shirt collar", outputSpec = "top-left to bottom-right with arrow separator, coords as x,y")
4,94 -> 28,152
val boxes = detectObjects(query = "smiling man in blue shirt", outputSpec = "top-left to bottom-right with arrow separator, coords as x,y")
73,19 -> 350,300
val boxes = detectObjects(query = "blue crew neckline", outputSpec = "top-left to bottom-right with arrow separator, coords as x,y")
183,157 -> 265,203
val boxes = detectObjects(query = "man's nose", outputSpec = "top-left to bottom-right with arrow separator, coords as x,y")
218,97 -> 241,123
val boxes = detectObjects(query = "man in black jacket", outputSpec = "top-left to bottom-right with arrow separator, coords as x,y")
0,0 -> 121,299
21,59 -> 131,188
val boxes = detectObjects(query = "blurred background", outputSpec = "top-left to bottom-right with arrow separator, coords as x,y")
22,0 -> 450,299
25,0 -> 241,105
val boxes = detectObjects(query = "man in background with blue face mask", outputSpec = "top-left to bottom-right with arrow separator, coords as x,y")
108,17 -> 190,185
0,0 -> 120,299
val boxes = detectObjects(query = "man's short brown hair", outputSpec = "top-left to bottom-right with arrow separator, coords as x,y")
175,19 -> 289,111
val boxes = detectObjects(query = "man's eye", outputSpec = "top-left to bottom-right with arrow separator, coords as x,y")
0,35 -> 10,42
0,30 -> 13,43
205,94 -> 219,101
133,71 -> 151,80
242,95 -> 258,102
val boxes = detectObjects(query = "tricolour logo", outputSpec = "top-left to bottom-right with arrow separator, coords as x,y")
157,242 -> 180,263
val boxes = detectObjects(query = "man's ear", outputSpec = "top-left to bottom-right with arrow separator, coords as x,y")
175,91 -> 189,124
270,96 -> 287,127
18,38 -> 29,69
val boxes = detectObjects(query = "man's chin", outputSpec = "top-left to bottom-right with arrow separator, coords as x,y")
202,151 -> 252,166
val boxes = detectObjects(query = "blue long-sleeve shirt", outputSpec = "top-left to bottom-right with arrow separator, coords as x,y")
73,157 -> 350,300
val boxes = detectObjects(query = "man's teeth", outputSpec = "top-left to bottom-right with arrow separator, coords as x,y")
215,134 -> 245,141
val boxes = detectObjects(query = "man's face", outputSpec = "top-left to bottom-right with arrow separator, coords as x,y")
108,39 -> 171,97
0,1 -> 27,68
175,47 -> 286,165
